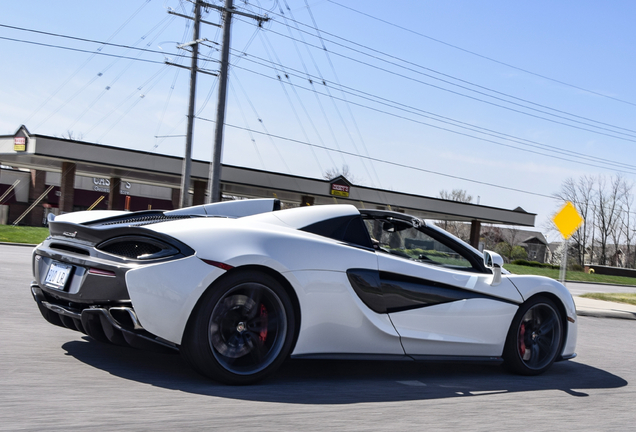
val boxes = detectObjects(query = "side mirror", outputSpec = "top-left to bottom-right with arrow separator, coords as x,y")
483,250 -> 504,286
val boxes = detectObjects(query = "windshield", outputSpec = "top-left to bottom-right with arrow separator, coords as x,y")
363,216 -> 479,271
424,221 -> 483,259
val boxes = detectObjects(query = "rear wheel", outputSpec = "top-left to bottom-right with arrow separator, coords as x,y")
503,296 -> 563,375
181,270 -> 295,385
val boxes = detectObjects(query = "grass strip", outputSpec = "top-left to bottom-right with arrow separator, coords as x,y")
580,292 -> 636,306
0,225 -> 49,244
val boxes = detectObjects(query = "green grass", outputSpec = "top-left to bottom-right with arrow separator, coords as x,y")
504,263 -> 636,286
580,292 -> 636,306
0,225 -> 49,244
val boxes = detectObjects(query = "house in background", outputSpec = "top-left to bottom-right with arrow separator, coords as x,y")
480,226 -> 549,263
520,232 -> 549,263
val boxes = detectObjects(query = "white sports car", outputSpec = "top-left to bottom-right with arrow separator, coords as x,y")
31,199 -> 577,384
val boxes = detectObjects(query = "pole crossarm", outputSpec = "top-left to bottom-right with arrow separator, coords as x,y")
196,1 -> 270,23
177,38 -> 206,49
168,10 -> 221,28
164,61 -> 218,76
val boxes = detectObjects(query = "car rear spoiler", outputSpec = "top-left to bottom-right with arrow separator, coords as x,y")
50,198 -> 281,227
165,198 -> 281,218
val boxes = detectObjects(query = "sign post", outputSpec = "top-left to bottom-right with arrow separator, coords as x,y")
552,201 -> 584,284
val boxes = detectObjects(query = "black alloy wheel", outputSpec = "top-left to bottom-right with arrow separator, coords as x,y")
181,270 -> 296,385
504,296 -> 564,375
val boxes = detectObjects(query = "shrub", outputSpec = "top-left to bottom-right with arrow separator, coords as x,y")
511,259 -> 559,270
495,243 -> 528,261
569,263 -> 584,272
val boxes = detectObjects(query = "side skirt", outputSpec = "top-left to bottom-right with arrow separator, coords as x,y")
291,353 -> 504,365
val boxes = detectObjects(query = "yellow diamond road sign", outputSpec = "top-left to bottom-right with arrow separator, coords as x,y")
553,201 -> 584,240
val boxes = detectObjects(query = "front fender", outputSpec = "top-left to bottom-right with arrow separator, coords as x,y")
506,275 -> 577,358
506,275 -> 575,317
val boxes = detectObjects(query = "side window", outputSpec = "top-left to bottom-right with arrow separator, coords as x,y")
301,215 -> 373,249
364,218 -> 474,270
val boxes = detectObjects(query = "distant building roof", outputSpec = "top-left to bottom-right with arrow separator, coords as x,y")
1,127 -> 537,227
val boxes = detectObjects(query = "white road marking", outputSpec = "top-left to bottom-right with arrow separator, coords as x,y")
397,380 -> 427,387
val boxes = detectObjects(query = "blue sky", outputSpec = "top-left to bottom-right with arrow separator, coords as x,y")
2,0 -> 635,236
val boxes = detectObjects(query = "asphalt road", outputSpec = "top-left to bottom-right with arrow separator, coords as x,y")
2,244 -> 635,431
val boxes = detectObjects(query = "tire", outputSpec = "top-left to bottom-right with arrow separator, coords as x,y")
503,296 -> 564,376
181,270 -> 296,385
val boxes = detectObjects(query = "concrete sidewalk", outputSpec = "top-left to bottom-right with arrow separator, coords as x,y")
574,296 -> 636,320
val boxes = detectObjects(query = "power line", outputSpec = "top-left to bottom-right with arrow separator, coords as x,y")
276,6 -> 348,168
10,15 -> 633,139
227,50 -> 636,174
195,116 -> 556,200
301,0 -> 384,190
325,0 -> 636,109
283,0 -> 379,187
86,65 -> 170,137
233,5 -> 636,140
228,79 -> 267,169
0,23 -> 177,57
252,21 -> 636,142
230,62 -> 636,176
0,36 -> 170,64
97,66 -> 172,142
259,31 -> 336,169
67,15 -> 178,131
18,0 -> 155,124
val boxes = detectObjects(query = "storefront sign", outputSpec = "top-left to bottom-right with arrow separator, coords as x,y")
92,178 -> 132,194
14,136 -> 27,152
330,181 -> 350,197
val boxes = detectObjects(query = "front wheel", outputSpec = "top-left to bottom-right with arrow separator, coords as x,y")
181,271 -> 296,385
503,296 -> 564,375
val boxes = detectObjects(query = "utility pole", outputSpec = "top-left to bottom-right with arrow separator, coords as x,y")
206,0 -> 268,203
207,0 -> 233,204
169,0 -> 267,205
167,2 -> 219,208
179,0 -> 201,208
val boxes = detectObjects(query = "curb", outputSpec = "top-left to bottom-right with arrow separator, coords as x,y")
566,280 -> 636,288
574,296 -> 636,321
0,242 -> 37,247
576,308 -> 636,321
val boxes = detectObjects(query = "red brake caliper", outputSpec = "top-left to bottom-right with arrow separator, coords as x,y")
519,323 -> 526,356
259,304 -> 268,342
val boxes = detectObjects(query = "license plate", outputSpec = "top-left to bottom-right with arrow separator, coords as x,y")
45,262 -> 73,290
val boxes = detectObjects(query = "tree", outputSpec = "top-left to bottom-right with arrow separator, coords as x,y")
595,175 -> 625,265
483,225 -> 525,263
553,175 -> 595,266
436,189 -> 473,241
439,189 -> 473,203
61,130 -> 84,141
481,225 -> 503,251
620,181 -> 635,268
495,242 -> 528,262
553,174 -> 635,267
323,165 -> 359,184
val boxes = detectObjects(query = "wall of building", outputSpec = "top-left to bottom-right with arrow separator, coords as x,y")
1,168 -> 175,225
